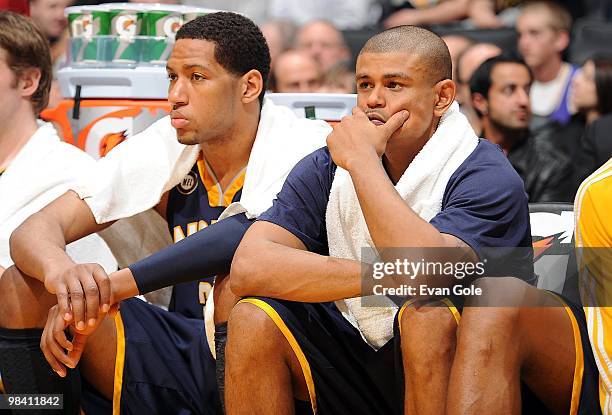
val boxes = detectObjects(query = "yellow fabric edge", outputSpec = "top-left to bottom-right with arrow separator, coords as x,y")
546,292 -> 584,415
112,312 -> 126,415
197,158 -> 221,207
238,298 -> 317,414
397,297 -> 461,337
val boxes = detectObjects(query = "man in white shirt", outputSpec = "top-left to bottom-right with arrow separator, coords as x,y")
0,11 -> 114,414
516,1 -> 577,126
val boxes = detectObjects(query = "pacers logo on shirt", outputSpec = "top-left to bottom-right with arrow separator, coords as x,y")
178,171 -> 198,195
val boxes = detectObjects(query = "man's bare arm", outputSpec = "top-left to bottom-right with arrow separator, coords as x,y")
10,190 -> 110,282
230,221 -> 362,302
9,190 -> 119,329
351,156 -> 475,256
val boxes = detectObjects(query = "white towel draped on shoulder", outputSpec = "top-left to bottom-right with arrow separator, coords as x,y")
73,96 -> 331,280
325,102 -> 479,349
75,97 -> 331,225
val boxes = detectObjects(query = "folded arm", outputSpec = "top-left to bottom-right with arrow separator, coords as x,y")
230,221 -> 361,302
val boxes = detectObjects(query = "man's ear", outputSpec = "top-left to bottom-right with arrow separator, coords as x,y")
17,68 -> 41,100
240,69 -> 264,105
554,30 -> 570,54
433,79 -> 456,117
471,92 -> 488,116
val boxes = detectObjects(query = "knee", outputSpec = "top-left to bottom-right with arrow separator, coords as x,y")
213,274 -> 241,324
400,302 -> 458,360
0,266 -> 45,328
226,301 -> 283,356
0,266 -> 25,289
456,306 -> 521,363
0,266 -> 30,306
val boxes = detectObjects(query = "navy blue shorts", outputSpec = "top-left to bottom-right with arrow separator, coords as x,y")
549,293 -> 601,415
240,297 -> 402,415
242,294 -> 600,415
81,298 -> 221,415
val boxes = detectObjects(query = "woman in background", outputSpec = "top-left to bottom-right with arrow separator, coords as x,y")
571,56 -> 612,192
572,56 -> 612,125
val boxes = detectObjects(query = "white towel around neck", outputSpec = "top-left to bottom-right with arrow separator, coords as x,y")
73,98 -> 331,267
325,102 -> 479,349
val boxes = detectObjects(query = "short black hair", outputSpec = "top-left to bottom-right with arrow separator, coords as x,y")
176,12 -> 270,107
360,25 -> 452,84
469,54 -> 532,116
592,56 -> 612,115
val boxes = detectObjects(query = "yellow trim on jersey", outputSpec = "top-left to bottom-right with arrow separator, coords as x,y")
196,154 -> 246,208
547,292 -> 585,415
197,158 -> 221,207
440,298 -> 461,325
239,298 -> 317,414
223,169 -> 246,207
112,312 -> 126,415
397,297 -> 460,337
574,159 -> 612,414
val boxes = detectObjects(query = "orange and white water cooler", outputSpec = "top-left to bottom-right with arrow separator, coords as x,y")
42,66 -> 171,159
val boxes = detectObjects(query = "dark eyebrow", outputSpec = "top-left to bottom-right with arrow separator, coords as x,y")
183,63 -> 207,70
383,72 -> 411,79
355,72 -> 412,80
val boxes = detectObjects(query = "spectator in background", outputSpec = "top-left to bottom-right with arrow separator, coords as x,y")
29,0 -> 70,47
516,1 -> 577,127
382,0 -> 470,28
295,20 -> 351,73
29,0 -> 73,110
456,42 -> 501,133
267,0 -> 380,30
470,55 -> 573,202
572,57 -> 612,188
260,19 -> 297,69
576,114 -> 612,186
572,57 -> 612,125
270,49 -> 322,92
467,0 -> 524,29
318,61 -> 355,93
179,0 -> 270,25
442,34 -> 473,81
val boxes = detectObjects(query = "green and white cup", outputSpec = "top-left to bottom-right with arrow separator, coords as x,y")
141,9 -> 182,65
109,7 -> 142,65
67,6 -> 111,65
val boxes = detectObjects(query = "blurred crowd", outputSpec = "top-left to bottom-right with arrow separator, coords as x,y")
2,0 -> 612,204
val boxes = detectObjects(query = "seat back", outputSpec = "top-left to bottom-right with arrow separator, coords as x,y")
569,19 -> 612,63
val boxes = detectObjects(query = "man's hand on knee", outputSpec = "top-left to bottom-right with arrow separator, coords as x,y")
45,263 -> 112,331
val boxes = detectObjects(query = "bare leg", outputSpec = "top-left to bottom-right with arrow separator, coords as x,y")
213,273 -> 241,325
225,301 -> 308,415
447,278 -> 575,415
400,301 -> 458,415
76,316 -> 117,400
0,265 -> 116,401
0,266 -> 56,328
